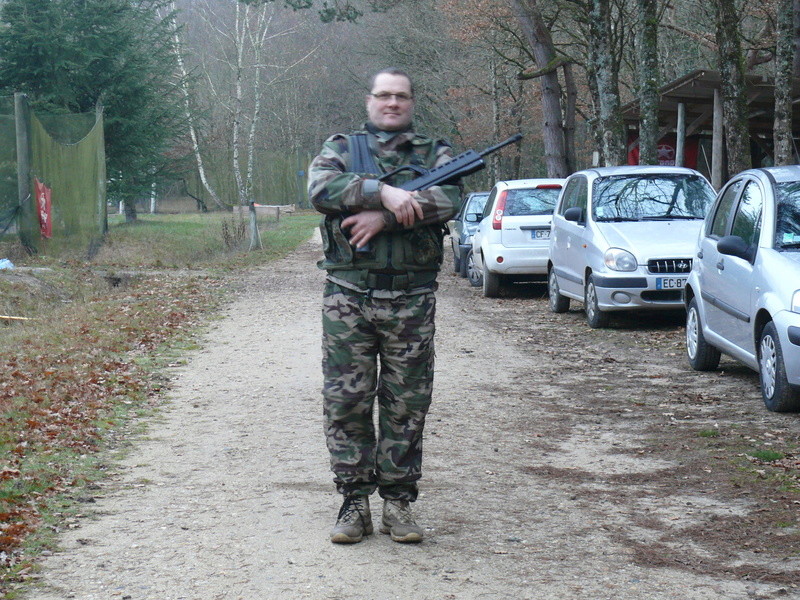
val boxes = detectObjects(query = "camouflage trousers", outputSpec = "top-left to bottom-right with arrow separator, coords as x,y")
321,281 -> 436,502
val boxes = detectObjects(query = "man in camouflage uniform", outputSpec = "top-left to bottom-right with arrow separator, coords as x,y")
308,68 -> 460,544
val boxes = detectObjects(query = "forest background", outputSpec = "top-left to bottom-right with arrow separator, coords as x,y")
0,0 -> 799,593
0,0 -> 797,219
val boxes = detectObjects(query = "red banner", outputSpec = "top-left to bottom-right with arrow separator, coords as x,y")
627,134 -> 699,169
34,179 -> 52,239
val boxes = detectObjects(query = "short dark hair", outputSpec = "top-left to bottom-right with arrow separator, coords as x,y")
369,68 -> 414,97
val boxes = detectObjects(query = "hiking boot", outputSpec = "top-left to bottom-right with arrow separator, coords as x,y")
330,495 -> 373,544
379,499 -> 424,543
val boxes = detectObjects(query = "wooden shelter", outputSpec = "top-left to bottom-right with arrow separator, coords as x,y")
621,69 -> 800,188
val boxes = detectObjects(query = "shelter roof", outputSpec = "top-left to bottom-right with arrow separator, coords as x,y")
621,69 -> 800,137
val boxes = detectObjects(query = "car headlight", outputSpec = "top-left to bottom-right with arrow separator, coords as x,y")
604,248 -> 637,271
792,290 -> 800,313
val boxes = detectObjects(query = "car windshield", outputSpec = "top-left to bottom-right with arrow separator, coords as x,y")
504,188 -> 561,216
775,181 -> 800,249
592,174 -> 714,221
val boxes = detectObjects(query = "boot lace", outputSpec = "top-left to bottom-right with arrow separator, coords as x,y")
387,500 -> 416,525
338,496 -> 368,525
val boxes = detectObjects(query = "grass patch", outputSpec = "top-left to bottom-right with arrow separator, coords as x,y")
0,210 -> 317,597
698,429 -> 720,438
748,449 -> 785,462
98,211 -> 318,269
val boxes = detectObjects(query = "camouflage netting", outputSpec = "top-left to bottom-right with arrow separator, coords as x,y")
0,96 -> 16,237
0,95 -> 106,256
26,107 -> 106,255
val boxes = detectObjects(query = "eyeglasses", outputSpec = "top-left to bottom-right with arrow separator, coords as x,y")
370,92 -> 414,103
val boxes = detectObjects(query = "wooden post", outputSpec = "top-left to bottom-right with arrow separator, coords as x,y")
14,92 -> 35,252
712,89 -> 724,190
675,103 -> 686,167
95,103 -> 107,234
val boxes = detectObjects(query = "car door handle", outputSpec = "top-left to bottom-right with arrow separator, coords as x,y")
716,260 -> 725,270
697,251 -> 703,259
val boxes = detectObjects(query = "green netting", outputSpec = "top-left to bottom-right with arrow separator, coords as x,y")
24,106 -> 106,255
0,96 -> 17,237
37,112 -> 98,145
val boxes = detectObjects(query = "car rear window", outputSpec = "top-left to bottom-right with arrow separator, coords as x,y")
504,188 -> 561,216
593,174 -> 715,221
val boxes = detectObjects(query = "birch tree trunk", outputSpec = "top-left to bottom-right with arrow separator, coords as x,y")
636,0 -> 660,165
231,2 -> 247,210
507,0 -> 570,178
774,0 -> 795,166
712,0 -> 752,175
589,0 -> 626,166
165,2 -> 225,210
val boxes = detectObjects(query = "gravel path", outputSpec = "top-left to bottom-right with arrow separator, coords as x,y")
30,232 -> 796,600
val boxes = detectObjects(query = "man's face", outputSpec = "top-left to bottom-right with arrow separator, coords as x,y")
366,73 -> 415,131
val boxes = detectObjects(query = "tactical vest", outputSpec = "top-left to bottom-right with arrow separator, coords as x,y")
318,130 -> 445,291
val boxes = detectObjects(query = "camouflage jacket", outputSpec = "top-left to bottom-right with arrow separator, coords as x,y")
308,124 -> 461,288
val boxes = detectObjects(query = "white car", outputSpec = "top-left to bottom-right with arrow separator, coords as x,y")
548,165 -> 716,328
685,166 -> 800,412
471,178 -> 565,297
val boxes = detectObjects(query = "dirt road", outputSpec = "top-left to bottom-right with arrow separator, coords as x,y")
31,232 -> 799,599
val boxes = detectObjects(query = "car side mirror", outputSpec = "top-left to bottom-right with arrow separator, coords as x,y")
717,235 -> 755,262
464,213 -> 481,223
564,206 -> 583,223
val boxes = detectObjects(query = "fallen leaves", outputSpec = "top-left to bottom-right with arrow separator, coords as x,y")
0,272 -> 221,579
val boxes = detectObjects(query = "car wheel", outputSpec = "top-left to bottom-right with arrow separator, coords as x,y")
482,262 -> 501,298
759,322 -> 800,412
548,268 -> 570,313
584,275 -> 610,328
685,297 -> 721,371
466,250 -> 482,287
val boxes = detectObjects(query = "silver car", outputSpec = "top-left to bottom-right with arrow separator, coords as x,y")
472,178 -> 565,297
684,166 -> 800,412
448,191 -> 489,278
548,166 -> 716,328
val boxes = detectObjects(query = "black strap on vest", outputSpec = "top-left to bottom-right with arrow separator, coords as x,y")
347,133 -> 382,175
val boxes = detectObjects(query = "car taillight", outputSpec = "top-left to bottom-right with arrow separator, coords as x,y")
492,191 -> 507,230
536,184 -> 562,189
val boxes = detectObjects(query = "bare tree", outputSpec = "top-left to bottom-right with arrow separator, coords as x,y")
636,0 -> 659,165
183,0 -> 319,249
774,0 -> 796,165
794,0 -> 800,76
165,1 -> 226,210
508,0 -> 572,177
712,0 -> 752,176
586,0 -> 626,166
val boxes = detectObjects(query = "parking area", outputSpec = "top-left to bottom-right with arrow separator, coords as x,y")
437,260 -> 799,590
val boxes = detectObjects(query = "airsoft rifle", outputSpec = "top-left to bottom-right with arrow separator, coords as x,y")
377,133 -> 523,191
343,132 -> 523,252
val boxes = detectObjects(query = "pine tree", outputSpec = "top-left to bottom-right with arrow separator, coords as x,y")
0,0 -> 186,218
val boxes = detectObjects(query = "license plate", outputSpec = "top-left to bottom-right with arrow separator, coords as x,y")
656,277 -> 686,289
532,229 -> 550,240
